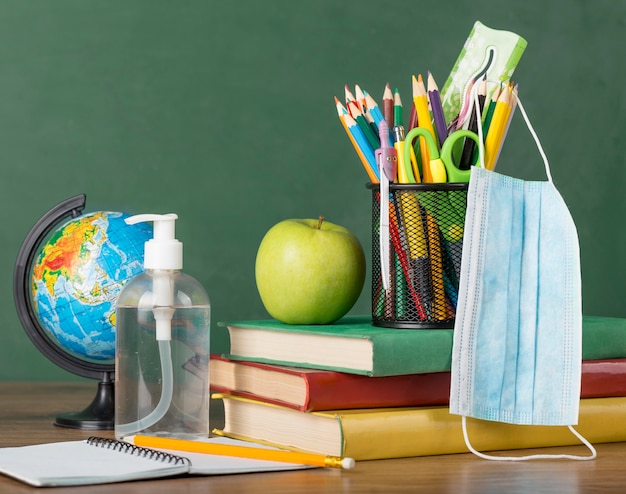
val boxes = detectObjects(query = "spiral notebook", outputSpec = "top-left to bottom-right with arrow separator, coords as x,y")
0,436 -> 311,487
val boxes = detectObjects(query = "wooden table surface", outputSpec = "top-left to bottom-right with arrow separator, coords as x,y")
2,381 -> 626,493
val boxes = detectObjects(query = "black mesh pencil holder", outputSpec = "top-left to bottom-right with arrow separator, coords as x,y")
368,182 -> 469,329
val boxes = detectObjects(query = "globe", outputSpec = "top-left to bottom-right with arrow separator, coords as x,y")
30,211 -> 152,362
14,194 -> 153,430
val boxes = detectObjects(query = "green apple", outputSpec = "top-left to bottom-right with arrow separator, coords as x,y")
255,216 -> 366,325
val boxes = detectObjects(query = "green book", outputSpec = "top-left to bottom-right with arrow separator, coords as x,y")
218,316 -> 626,377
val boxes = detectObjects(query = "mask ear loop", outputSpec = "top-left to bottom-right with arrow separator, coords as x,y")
463,82 -> 596,461
461,416 -> 597,461
472,81 -> 553,183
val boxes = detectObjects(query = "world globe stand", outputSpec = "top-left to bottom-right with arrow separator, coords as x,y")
53,371 -> 114,430
13,194 -> 115,430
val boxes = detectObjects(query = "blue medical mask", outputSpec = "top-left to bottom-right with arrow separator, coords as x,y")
449,92 -> 596,461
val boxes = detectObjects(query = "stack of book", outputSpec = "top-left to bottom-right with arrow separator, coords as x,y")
211,315 -> 626,460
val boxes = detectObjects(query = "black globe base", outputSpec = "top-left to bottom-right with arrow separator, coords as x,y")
54,373 -> 115,430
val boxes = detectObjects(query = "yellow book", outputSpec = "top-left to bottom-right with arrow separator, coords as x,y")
213,393 -> 626,461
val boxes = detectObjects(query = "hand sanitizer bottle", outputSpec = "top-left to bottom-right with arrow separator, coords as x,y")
114,214 -> 210,441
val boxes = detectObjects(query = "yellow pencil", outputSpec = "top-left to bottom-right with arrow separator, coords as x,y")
484,84 -> 512,170
126,434 -> 356,470
412,74 -> 437,182
492,84 -> 518,169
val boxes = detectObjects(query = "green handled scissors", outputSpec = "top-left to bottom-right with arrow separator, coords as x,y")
403,128 -> 481,183
401,127 -> 481,248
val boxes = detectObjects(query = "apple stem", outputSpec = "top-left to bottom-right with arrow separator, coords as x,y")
317,216 -> 324,229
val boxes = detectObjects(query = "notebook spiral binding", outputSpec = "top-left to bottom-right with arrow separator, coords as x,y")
86,437 -> 191,466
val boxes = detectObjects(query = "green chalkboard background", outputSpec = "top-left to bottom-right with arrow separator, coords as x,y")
0,1 -> 623,380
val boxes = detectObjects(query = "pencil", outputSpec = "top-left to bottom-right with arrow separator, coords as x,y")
364,90 -> 391,145
492,83 -> 518,169
354,84 -> 367,112
484,84 -> 512,170
481,83 -> 501,139
334,97 -> 378,183
344,84 -> 357,107
348,100 -> 380,152
382,83 -> 394,129
393,88 -> 403,127
126,435 -> 356,470
364,90 -> 385,128
412,74 -> 436,182
427,72 -> 447,148
408,101 -> 418,129
344,113 -> 379,182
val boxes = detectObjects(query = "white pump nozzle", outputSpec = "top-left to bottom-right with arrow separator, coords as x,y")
125,213 -> 182,270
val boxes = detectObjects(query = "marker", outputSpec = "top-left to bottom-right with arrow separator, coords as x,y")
125,435 -> 356,470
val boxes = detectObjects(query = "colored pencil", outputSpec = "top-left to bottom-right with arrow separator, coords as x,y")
354,84 -> 367,112
382,83 -> 394,129
344,84 -> 357,107
393,88 -> 403,127
408,99 -> 418,131
492,83 -> 518,169
348,100 -> 380,152
335,97 -> 378,183
364,90 -> 391,146
427,72 -> 448,148
484,84 -> 512,170
364,91 -> 385,128
481,83 -> 501,139
129,435 -> 355,470
412,74 -> 436,183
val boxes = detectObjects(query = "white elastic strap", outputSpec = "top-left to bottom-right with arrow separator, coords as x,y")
472,81 -> 553,183
461,416 -> 597,461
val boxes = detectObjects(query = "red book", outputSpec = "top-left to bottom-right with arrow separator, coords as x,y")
210,354 -> 450,412
210,355 -> 626,412
580,359 -> 626,398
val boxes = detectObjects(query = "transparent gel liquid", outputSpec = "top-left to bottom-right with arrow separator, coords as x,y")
115,304 -> 210,440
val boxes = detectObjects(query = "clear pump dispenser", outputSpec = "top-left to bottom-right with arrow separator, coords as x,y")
115,214 -> 210,441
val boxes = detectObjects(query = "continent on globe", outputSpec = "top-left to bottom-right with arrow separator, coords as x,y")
31,212 -> 152,361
